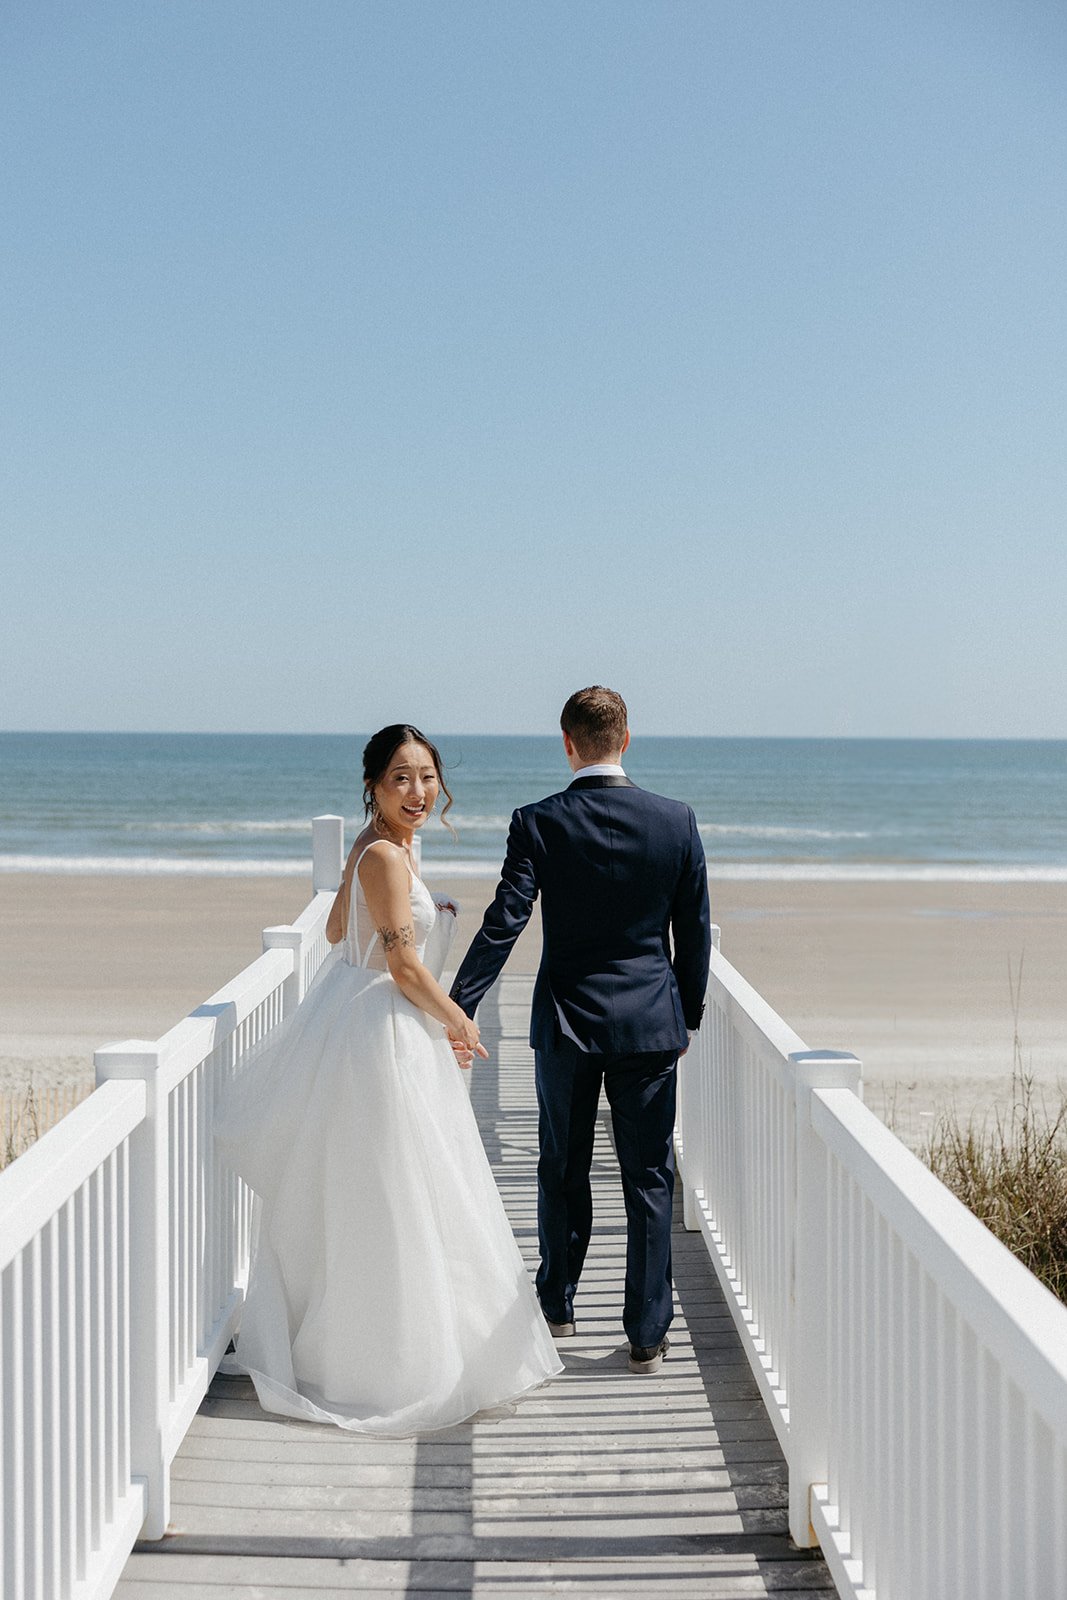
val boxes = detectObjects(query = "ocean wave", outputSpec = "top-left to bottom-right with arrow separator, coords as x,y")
0,855 -> 314,877
122,816 -> 874,844
440,813 -> 517,831
5,854 -> 1067,884
126,812 -> 518,836
129,818 -> 331,835
422,860 -> 1067,883
699,823 -> 871,841
709,862 -> 1067,883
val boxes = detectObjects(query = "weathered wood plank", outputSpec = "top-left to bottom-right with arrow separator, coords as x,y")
123,1552 -> 832,1582
117,1550 -> 838,1597
170,1459 -> 787,1492
131,1527 -> 824,1560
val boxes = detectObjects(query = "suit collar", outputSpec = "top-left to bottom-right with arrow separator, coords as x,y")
568,774 -> 636,790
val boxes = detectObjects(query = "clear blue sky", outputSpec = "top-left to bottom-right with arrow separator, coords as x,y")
2,2 -> 1065,738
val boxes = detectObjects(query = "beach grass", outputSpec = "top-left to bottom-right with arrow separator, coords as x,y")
2,1082 -> 41,1171
1,1080 -> 90,1172
919,961 -> 1067,1306
922,1075 -> 1067,1305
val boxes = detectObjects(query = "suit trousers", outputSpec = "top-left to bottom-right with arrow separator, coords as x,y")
533,1037 -> 678,1349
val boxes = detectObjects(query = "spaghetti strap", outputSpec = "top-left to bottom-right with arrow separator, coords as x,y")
352,839 -> 417,880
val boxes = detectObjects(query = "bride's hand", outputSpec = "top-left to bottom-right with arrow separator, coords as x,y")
447,1016 -> 489,1069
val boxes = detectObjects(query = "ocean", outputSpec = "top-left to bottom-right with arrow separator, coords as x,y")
1,732 -> 1066,881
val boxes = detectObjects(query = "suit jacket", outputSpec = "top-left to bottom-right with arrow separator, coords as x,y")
449,775 -> 712,1054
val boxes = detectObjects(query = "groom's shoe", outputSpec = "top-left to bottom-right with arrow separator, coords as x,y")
628,1336 -> 670,1374
545,1316 -> 575,1338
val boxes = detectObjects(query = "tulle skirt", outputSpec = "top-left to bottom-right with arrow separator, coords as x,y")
214,951 -> 562,1433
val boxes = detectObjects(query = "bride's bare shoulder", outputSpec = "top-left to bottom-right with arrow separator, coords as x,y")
354,835 -> 408,886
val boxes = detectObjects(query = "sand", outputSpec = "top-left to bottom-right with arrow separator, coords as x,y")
705,879 -> 1067,1140
2,872 -> 1065,1140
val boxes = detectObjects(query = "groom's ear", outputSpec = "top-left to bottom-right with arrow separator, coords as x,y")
621,728 -> 631,756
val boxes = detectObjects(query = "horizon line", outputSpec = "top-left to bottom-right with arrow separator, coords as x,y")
3,728 -> 1067,744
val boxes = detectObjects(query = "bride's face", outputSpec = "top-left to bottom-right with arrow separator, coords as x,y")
373,741 -> 440,834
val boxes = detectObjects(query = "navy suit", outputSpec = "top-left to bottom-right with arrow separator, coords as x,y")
450,774 -> 712,1348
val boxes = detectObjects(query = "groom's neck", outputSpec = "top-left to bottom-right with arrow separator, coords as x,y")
563,736 -> 629,774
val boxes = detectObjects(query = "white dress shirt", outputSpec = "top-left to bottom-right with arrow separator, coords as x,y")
571,762 -> 628,781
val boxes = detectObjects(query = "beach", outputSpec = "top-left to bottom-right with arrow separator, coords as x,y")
3,873 -> 1065,1144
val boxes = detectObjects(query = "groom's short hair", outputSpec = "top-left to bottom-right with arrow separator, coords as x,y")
560,686 -> 628,761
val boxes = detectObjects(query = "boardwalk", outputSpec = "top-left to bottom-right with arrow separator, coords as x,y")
115,976 -> 834,1598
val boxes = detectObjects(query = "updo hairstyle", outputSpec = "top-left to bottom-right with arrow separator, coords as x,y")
361,724 -> 455,832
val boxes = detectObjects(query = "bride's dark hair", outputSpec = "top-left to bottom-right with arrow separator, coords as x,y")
362,724 -> 455,833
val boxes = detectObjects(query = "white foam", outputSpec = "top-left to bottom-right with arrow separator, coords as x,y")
708,862 -> 1067,883
427,860 -> 1067,883
131,819 -> 323,836
128,812 -> 516,837
699,823 -> 871,841
0,855 -> 313,877
5,855 -> 1067,885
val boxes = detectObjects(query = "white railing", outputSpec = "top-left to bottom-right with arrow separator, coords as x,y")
0,815 -> 344,1598
1,1081 -> 144,1600
676,941 -> 1067,1600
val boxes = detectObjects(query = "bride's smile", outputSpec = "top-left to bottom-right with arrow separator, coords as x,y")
373,741 -> 440,839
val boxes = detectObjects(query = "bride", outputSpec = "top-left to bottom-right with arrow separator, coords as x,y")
214,724 -> 562,1433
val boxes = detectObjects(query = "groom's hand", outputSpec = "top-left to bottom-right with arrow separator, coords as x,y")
448,1030 -> 489,1069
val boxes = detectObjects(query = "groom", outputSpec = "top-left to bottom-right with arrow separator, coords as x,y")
449,687 -> 712,1374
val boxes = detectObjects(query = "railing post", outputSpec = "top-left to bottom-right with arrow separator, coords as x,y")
788,1048 -> 862,1548
93,1041 -> 171,1541
261,927 -> 305,1007
312,814 -> 344,893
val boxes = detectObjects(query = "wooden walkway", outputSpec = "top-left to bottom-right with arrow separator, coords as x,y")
115,976 -> 834,1598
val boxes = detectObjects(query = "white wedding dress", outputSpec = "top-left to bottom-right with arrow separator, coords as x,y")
214,847 -> 562,1433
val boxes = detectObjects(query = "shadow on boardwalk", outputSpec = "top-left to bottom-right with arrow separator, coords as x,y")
117,976 -> 835,1598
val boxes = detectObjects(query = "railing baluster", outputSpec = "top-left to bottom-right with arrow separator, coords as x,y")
43,1211 -> 61,1599
960,1322 -> 980,1599
59,1196 -> 76,1597
28,1233 -> 43,1600
947,1299 -> 966,1600
105,1150 -> 119,1524
118,1141 -> 131,1496
181,1075 -> 193,1386
91,1166 -> 105,1556
5,1254 -> 26,1600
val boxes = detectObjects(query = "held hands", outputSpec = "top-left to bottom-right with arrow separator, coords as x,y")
447,1013 -> 488,1071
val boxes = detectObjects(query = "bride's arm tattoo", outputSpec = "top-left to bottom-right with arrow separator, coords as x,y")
378,923 -> 415,953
